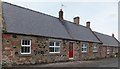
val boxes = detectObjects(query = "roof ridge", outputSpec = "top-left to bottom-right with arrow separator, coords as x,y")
64,20 -> 89,29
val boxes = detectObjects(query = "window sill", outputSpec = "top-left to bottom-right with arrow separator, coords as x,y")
49,52 -> 60,54
93,51 -> 98,53
17,53 -> 33,57
21,53 -> 31,54
81,51 -> 87,53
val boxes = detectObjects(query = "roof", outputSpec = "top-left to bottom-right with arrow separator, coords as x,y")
2,2 -> 72,40
94,31 -> 119,46
2,2 -> 101,43
63,21 -> 100,43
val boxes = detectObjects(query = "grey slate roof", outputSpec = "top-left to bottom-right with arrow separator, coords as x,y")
2,2 -> 72,40
2,2 -> 101,43
63,21 -> 101,43
94,31 -> 119,46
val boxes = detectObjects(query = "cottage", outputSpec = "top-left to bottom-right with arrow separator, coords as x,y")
0,2 -> 119,66
94,32 -> 119,58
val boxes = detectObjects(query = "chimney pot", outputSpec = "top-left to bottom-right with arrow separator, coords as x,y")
59,9 -> 63,20
112,33 -> 114,37
86,21 -> 90,28
73,16 -> 80,25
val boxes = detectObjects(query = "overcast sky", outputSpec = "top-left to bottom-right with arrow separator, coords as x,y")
2,0 -> 119,39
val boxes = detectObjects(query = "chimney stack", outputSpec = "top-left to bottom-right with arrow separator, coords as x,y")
73,16 -> 80,25
112,33 -> 114,37
59,9 -> 63,21
86,21 -> 90,28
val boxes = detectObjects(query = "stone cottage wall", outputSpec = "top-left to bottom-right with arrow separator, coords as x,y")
2,33 -> 70,66
113,47 -> 118,54
106,46 -> 119,57
2,33 -> 103,66
100,46 -> 116,58
101,46 -> 107,58
92,44 -> 101,58
80,42 -> 101,60
69,42 -> 101,61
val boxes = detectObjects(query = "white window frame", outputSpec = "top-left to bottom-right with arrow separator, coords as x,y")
93,43 -> 98,52
49,41 -> 60,53
20,39 -> 31,54
81,42 -> 88,53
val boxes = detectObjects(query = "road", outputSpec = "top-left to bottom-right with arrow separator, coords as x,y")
0,64 -> 1,69
2,57 -> 118,68
28,57 -> 118,67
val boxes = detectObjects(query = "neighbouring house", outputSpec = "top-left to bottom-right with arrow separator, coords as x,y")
0,2 -> 119,66
94,32 -> 119,58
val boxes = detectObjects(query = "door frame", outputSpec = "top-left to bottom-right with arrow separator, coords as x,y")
69,41 -> 74,59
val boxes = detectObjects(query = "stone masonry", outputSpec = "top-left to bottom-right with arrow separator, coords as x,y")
2,33 -> 70,66
2,33 -> 102,66
80,43 -> 101,60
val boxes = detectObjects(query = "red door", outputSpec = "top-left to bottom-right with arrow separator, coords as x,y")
69,42 -> 73,58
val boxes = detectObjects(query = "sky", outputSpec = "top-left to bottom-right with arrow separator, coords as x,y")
2,0 -> 119,40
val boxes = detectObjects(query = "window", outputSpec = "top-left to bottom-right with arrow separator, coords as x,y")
49,41 -> 60,53
81,42 -> 88,53
93,43 -> 98,52
21,39 -> 31,54
107,47 -> 111,54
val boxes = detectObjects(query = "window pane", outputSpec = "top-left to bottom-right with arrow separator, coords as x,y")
22,40 -> 30,45
21,47 -> 24,53
22,40 -> 25,45
25,47 -> 27,53
56,42 -> 60,46
25,47 -> 30,53
69,45 -> 73,51
49,47 -> 54,52
82,48 -> 84,51
82,44 -> 85,47
27,40 -> 30,45
93,43 -> 97,48
55,47 -> 60,52
85,44 -> 87,47
23,40 -> 27,45
93,43 -> 97,52
50,42 -> 54,46
21,47 -> 30,53
28,47 -> 29,53
84,48 -> 87,51
82,43 -> 87,48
